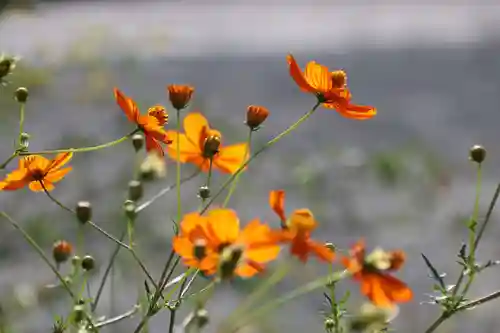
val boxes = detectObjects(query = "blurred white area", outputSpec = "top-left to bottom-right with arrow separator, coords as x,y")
1,2 -> 500,61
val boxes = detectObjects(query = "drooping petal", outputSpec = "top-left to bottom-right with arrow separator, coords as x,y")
235,262 -> 264,278
335,103 -> 377,120
287,54 -> 317,93
206,209 -> 240,244
114,88 -> 140,123
213,143 -> 248,174
304,61 -> 332,93
378,274 -> 413,304
289,235 -> 310,262
0,179 -> 28,191
29,180 -> 54,192
46,152 -> 73,172
307,240 -> 335,262
361,274 -> 394,308
45,167 -> 72,183
183,113 -> 210,148
269,190 -> 287,222
145,135 -> 164,156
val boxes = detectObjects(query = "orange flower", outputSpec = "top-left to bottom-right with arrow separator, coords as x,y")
287,54 -> 376,120
167,84 -> 195,110
269,190 -> 335,263
0,153 -> 72,192
173,208 -> 280,279
166,112 -> 249,174
342,239 -> 412,308
114,88 -> 172,156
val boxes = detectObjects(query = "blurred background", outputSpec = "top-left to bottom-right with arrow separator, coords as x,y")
1,1 -> 500,332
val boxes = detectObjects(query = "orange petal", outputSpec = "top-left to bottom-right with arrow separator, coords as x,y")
114,88 -> 140,123
47,152 -> 73,172
308,240 -> 335,263
145,135 -> 164,156
45,167 -> 72,183
173,236 -> 195,259
183,112 -> 210,148
0,179 -> 28,191
235,262 -> 263,278
29,180 -> 54,192
206,209 -> 240,244
289,235 -> 311,262
361,274 -> 393,308
304,61 -> 332,93
338,103 -> 377,120
0,168 -> 28,183
287,54 -> 317,93
269,190 -> 286,222
179,212 -> 204,235
379,274 -> 413,304
213,143 -> 248,174
166,131 -> 201,162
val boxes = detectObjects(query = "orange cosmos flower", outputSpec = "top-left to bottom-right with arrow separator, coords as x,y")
287,54 -> 376,120
0,153 -> 72,192
166,112 -> 249,174
114,88 -> 172,156
167,84 -> 195,110
173,208 -> 280,279
342,239 -> 413,308
269,190 -> 335,263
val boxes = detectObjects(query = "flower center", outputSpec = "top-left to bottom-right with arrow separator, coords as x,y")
331,70 -> 347,88
147,106 -> 168,126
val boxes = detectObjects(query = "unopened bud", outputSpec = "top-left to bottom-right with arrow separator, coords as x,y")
167,84 -> 194,110
325,242 -> 336,252
14,87 -> 28,103
19,132 -> 30,149
194,308 -> 209,329
198,186 -> 210,200
71,304 -> 85,324
0,55 -> 17,80
52,240 -> 73,264
469,145 -> 486,164
132,133 -> 144,151
81,255 -> 95,271
128,180 -> 143,201
71,255 -> 81,267
324,318 -> 335,332
203,135 -> 220,158
123,199 -> 137,220
75,201 -> 92,224
246,105 -> 269,131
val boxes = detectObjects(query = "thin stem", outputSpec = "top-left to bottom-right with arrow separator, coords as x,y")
0,152 -> 18,169
168,308 -> 177,333
91,229 -> 126,312
19,131 -> 137,155
0,212 -> 75,299
17,102 -> 25,145
176,108 -> 182,225
95,305 -> 140,328
135,170 -> 201,213
201,102 -> 321,215
456,289 -> 500,311
226,270 -> 349,333
222,129 -> 252,207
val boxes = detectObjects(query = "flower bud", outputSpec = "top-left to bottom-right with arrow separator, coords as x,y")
324,318 -> 335,332
81,255 -> 95,271
324,242 -> 336,252
52,240 -> 73,264
203,135 -> 220,158
469,144 -> 486,164
75,201 -> 92,224
71,255 -> 81,267
71,304 -> 85,324
0,55 -> 17,80
20,132 -> 30,149
14,87 -> 29,103
123,199 -> 137,220
198,186 -> 210,200
167,84 -> 194,110
193,239 -> 207,260
194,308 -> 209,329
246,105 -> 269,131
128,180 -> 143,201
132,133 -> 144,152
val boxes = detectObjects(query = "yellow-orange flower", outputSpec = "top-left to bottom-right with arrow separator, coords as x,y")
173,208 -> 280,278
166,112 -> 249,174
167,84 -> 195,110
269,190 -> 335,263
114,88 -> 172,156
342,239 -> 412,308
0,153 -> 73,192
287,54 -> 376,120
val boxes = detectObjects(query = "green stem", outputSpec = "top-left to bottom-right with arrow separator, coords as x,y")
222,129 -> 252,207
0,152 -> 18,169
0,212 -> 75,299
227,270 -> 349,333
201,102 -> 321,215
176,108 -> 182,224
19,130 -> 137,155
18,102 -> 25,145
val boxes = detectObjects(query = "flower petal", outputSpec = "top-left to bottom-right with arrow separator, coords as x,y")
29,180 -> 54,192
287,54 -> 317,93
166,131 -> 201,162
45,167 -> 72,183
145,135 -> 164,156
183,112 -> 210,148
47,152 -> 73,172
206,209 -> 240,244
308,240 -> 335,262
269,190 -> 286,222
304,61 -> 332,93
114,88 -> 140,123
213,143 -> 248,174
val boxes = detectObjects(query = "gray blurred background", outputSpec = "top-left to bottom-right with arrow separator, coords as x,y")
1,1 -> 500,332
